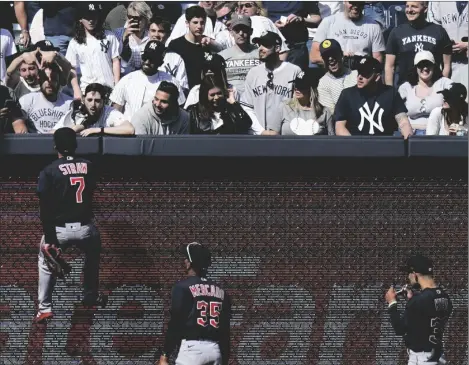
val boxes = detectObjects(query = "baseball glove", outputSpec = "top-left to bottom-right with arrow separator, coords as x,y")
43,245 -> 72,280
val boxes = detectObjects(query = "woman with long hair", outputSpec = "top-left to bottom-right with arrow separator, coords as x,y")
66,2 -> 121,97
398,51 -> 452,135
426,83 -> 468,135
278,69 -> 334,135
187,75 -> 252,134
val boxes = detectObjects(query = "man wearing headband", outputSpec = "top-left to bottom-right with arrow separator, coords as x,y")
334,56 -> 413,139
110,40 -> 186,121
158,242 -> 231,365
19,63 -> 73,133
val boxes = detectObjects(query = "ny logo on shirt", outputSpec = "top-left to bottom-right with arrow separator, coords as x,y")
414,42 -> 424,52
164,63 -> 179,77
358,102 -> 384,134
100,40 -> 110,53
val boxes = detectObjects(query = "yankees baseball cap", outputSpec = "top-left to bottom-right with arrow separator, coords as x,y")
319,39 -> 342,57
35,40 -> 60,53
252,31 -> 282,48
438,82 -> 467,103
403,254 -> 434,275
294,69 -> 318,90
78,2 -> 103,19
184,242 -> 212,270
143,40 -> 165,61
356,56 -> 383,76
414,50 -> 435,65
202,52 -> 226,73
230,14 -> 252,29
54,128 -> 77,155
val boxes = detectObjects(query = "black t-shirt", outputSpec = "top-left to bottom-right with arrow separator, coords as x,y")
37,156 -> 96,244
388,287 -> 452,355
163,276 -> 231,356
386,22 -> 452,85
168,36 -> 210,89
334,84 -> 407,136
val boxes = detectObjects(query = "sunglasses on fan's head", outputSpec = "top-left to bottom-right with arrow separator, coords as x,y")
238,2 -> 255,10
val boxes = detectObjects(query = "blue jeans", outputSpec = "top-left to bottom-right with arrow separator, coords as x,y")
364,3 -> 387,30
306,39 -> 319,69
45,35 -> 72,56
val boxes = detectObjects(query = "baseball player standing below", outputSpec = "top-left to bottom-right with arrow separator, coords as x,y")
34,128 -> 106,323
385,254 -> 453,364
240,31 -> 301,135
158,242 -> 231,365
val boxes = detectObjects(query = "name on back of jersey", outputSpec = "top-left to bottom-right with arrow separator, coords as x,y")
189,284 -> 225,300
59,162 -> 88,175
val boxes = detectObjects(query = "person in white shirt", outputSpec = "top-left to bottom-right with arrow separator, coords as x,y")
110,40 -> 186,121
54,83 -> 134,136
398,51 -> 453,134
317,39 -> 358,112
20,63 -> 73,133
66,3 -> 121,98
113,1 -> 152,75
427,83 -> 468,135
166,1 -> 226,46
0,28 -> 17,84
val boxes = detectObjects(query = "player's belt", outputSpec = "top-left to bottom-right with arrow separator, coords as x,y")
183,337 -> 217,342
55,219 -> 92,227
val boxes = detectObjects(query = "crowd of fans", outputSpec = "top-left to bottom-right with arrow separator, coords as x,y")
0,1 -> 467,137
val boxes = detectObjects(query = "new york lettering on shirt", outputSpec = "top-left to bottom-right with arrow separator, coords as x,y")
252,83 -> 293,98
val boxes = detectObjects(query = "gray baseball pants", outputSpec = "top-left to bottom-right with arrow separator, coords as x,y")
38,222 -> 101,313
175,340 -> 222,365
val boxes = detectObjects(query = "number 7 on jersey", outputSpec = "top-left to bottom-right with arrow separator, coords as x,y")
70,177 -> 85,203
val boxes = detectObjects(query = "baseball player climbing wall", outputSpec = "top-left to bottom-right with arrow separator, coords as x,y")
0,157 -> 467,365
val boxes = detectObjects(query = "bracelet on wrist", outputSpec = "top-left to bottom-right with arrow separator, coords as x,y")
21,29 -> 29,33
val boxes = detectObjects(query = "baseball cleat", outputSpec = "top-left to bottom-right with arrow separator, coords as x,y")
82,293 -> 108,308
33,311 -> 54,323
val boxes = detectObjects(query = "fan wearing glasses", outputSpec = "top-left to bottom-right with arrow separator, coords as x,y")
334,56 -> 413,139
398,51 -> 453,135
240,31 -> 302,135
157,242 -> 231,365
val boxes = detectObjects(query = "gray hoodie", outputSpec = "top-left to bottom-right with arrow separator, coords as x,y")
131,102 -> 189,135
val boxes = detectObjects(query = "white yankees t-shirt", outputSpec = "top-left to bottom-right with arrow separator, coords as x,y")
110,70 -> 186,120
1,29 -> 17,83
66,30 -> 121,92
20,92 -> 73,133
54,105 -> 127,130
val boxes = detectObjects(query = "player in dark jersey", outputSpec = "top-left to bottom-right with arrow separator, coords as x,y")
158,242 -> 231,365
34,127 -> 106,323
385,254 -> 453,365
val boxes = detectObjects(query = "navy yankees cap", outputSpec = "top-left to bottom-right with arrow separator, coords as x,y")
54,128 -> 77,155
252,31 -> 282,48
184,242 -> 212,269
438,83 -> 467,104
78,2 -> 103,19
403,254 -> 434,275
319,39 -> 342,57
202,52 -> 226,73
356,56 -> 383,75
294,69 -> 318,90
143,40 -> 166,61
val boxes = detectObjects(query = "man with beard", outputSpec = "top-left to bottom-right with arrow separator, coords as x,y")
240,31 -> 301,134
167,6 -> 217,89
317,39 -> 357,112
385,1 -> 452,87
110,40 -> 185,121
131,81 -> 189,135
334,56 -> 413,139
310,1 -> 385,70
218,14 -> 260,98
5,40 -> 73,99
20,63 -> 73,133
54,83 -> 134,137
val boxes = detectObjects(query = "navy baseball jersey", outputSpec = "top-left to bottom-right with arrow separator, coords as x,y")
388,287 -> 452,357
37,156 -> 96,245
163,276 -> 231,357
